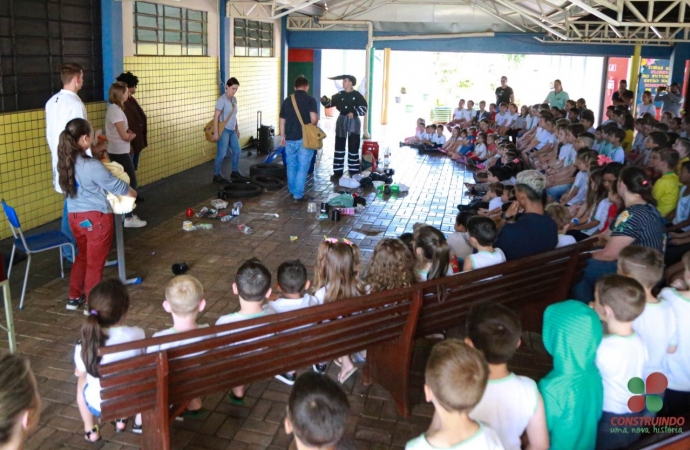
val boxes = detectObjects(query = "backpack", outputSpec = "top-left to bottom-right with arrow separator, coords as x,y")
291,94 -> 326,150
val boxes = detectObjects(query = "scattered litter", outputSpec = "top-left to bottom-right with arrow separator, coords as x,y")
232,202 -> 243,216
220,215 -> 234,222
338,207 -> 355,216
186,208 -> 194,217
263,213 -> 279,218
290,236 -> 298,241
210,199 -> 228,209
195,207 -> 210,218
182,221 -> 194,231
151,252 -> 156,255
307,202 -> 317,213
238,224 -> 253,235
317,213 -> 328,221
197,223 -> 213,230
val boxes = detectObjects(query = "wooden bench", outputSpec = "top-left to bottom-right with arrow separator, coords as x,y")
98,241 -> 596,450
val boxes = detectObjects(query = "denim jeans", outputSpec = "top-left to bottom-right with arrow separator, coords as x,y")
596,410 -> 647,450
546,183 -> 573,202
61,200 -> 75,261
285,139 -> 313,200
132,152 -> 141,171
571,259 -> 618,303
215,129 -> 241,175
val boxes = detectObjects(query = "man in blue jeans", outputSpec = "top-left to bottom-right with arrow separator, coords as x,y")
279,75 -> 319,202
213,77 -> 243,182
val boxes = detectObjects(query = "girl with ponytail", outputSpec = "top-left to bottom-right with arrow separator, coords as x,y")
74,279 -> 145,441
58,118 -> 136,313
572,166 -> 666,303
413,225 -> 451,281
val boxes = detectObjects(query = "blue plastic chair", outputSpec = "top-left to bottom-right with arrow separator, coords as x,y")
1,199 -> 75,309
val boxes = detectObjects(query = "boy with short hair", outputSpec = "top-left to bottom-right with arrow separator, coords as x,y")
216,258 -> 273,403
463,217 -> 506,271
405,339 -> 503,450
539,300 -> 603,450
593,274 -> 648,450
652,148 -> 680,218
602,127 -> 625,163
474,101 -> 490,123
657,252 -> 690,417
141,275 -> 209,426
431,124 -> 447,149
268,260 -> 321,385
617,246 -> 677,380
487,182 -> 504,213
642,130 -> 669,166
285,372 -> 350,450
467,304 -> 549,450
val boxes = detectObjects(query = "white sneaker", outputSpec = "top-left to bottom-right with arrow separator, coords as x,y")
124,215 -> 147,228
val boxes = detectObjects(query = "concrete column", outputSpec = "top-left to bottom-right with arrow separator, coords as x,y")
381,48 -> 391,125
313,49 -> 322,116
101,0 -> 123,99
280,16 -> 289,100
220,0 -> 230,88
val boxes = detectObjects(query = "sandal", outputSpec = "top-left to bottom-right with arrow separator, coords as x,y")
111,418 -> 127,433
229,393 -> 244,405
337,366 -> 358,384
84,425 -> 101,443
132,422 -> 143,435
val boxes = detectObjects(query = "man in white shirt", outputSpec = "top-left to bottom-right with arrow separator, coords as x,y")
45,63 -> 104,262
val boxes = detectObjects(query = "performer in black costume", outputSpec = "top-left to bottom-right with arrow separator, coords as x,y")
320,75 -> 368,178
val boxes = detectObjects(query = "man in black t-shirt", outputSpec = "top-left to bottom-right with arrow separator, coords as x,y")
612,80 -> 634,108
279,75 -> 318,202
495,76 -> 515,106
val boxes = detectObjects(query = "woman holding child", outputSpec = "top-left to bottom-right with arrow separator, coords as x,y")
571,166 -> 666,303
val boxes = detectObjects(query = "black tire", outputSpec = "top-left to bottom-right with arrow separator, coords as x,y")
250,175 -> 285,191
250,163 -> 287,180
220,182 -> 264,198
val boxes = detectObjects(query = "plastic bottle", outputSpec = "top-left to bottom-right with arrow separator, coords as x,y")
238,224 -> 253,234
232,202 -> 243,216
383,146 -> 390,168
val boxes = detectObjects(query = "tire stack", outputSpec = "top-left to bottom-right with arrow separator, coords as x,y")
218,164 -> 286,200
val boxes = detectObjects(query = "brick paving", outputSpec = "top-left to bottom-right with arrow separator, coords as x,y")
3,122 -> 552,450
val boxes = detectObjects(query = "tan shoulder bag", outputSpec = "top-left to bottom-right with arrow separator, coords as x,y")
291,94 -> 326,150
204,101 -> 236,143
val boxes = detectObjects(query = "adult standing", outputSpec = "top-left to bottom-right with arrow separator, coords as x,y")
212,77 -> 242,182
495,76 -> 515,106
571,166 -> 666,303
116,72 -> 147,172
495,170 -> 558,260
611,80 -> 634,108
105,82 -> 146,228
46,63 -> 104,263
58,118 -> 135,311
279,75 -> 318,203
544,80 -> 570,110
321,75 -> 368,179
655,82 -> 685,117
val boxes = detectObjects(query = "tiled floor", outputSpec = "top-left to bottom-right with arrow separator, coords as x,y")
3,120 -> 552,450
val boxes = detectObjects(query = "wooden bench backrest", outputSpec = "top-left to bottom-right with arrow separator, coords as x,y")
98,287 -> 421,421
416,241 -> 594,336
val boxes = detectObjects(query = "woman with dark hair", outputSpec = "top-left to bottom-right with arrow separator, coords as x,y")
212,77 -> 242,182
572,166 -> 666,303
115,72 -> 147,172
58,118 -> 136,312
495,170 -> 558,260
0,351 -> 41,450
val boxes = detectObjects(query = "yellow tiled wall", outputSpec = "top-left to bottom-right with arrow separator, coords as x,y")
229,57 -> 282,147
123,56 -> 219,186
0,103 -> 106,239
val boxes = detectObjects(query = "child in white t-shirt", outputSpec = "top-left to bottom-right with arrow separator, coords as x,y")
593,275 -> 648,450
430,124 -> 447,148
618,247 -> 677,379
467,304 -> 549,450
402,118 -> 426,145
406,340 -> 503,450
603,127 -> 626,163
463,217 -> 506,272
545,203 -> 577,248
495,103 -> 511,136
487,183 -> 504,213
657,252 -> 690,417
135,275 -> 209,431
216,259 -> 273,403
636,91 -> 656,118
267,260 -> 321,385
74,280 -> 145,442
447,211 -> 476,264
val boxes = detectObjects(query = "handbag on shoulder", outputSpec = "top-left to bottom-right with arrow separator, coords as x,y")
204,101 -> 236,143
291,94 -> 326,150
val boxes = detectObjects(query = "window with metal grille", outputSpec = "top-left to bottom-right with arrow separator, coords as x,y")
0,0 -> 104,113
233,19 -> 273,57
133,1 -> 207,56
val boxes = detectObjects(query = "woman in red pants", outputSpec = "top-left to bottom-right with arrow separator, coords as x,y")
57,118 -> 137,312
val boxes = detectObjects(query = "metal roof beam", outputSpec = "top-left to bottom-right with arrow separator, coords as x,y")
567,0 -> 621,26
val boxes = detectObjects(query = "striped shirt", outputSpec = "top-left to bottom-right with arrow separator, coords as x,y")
610,203 -> 666,253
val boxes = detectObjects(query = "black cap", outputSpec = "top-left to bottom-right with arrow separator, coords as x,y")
329,75 -> 357,85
